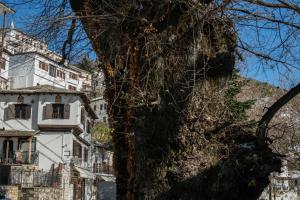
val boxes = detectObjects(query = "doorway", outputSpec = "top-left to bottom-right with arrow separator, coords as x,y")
2,140 -> 14,163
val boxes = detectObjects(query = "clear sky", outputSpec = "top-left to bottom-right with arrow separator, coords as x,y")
2,0 -> 300,89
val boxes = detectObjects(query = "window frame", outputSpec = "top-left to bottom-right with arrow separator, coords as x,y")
49,65 -> 56,77
52,104 -> 65,119
39,61 -> 48,72
14,104 -> 30,119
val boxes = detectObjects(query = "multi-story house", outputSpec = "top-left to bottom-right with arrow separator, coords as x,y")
90,96 -> 108,124
0,85 -> 98,200
92,71 -> 105,97
8,52 -> 84,91
3,23 -> 59,61
0,23 -> 93,92
0,50 -> 11,89
0,3 -> 14,89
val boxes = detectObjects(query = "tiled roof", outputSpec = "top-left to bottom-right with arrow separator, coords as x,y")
0,130 -> 36,137
8,85 -> 82,94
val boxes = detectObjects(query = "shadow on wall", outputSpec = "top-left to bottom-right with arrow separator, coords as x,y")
36,139 -> 63,164
97,181 -> 116,200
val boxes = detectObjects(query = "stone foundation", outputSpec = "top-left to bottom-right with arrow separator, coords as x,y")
21,187 -> 62,200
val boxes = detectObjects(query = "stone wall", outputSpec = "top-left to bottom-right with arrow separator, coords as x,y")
10,165 -> 40,188
0,186 -> 20,200
21,187 -> 62,200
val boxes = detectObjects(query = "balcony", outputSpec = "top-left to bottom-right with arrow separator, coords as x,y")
93,163 -> 114,175
0,151 -> 39,165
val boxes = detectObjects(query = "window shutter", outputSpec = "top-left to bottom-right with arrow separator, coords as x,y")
25,105 -> 31,119
81,108 -> 85,126
5,104 -> 15,120
43,104 -> 53,119
64,104 -> 70,119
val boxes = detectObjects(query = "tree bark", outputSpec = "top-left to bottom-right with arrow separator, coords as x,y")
70,1 -> 281,199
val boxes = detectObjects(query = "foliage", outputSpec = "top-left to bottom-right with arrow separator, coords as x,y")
76,56 -> 94,72
225,69 -> 255,122
91,122 -> 111,143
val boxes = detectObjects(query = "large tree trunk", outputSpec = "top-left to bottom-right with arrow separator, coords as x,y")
70,1 -> 281,199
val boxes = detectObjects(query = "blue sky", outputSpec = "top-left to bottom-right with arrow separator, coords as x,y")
2,1 -> 300,89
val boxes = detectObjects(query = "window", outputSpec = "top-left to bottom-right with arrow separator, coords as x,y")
103,117 -> 107,123
69,72 -> 78,80
100,104 -> 103,110
52,104 -> 64,119
94,105 -> 96,111
84,148 -> 88,162
87,120 -> 91,133
49,65 -> 56,77
57,70 -> 65,79
104,104 -> 107,110
68,85 -> 76,91
73,140 -> 82,158
39,61 -> 48,71
81,108 -> 85,126
5,104 -> 31,120
43,104 -> 70,119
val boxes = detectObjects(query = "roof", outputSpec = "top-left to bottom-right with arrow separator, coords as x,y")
0,2 -> 15,14
91,96 -> 105,102
0,85 -> 98,119
12,51 -> 91,75
76,135 -> 91,146
74,166 -> 96,180
0,130 -> 36,137
13,84 -> 82,93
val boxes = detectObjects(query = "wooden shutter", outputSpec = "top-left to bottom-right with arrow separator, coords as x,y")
81,108 -> 85,126
64,104 -> 70,119
43,104 -> 53,119
25,105 -> 31,119
5,104 -> 15,120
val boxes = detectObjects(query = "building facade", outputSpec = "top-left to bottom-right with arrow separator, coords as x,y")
8,52 -> 84,91
0,85 -> 98,200
90,97 -> 108,124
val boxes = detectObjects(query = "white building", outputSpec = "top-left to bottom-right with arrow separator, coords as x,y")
0,23 -> 93,92
0,85 -> 98,200
259,160 -> 299,200
0,3 -> 14,89
8,52 -> 85,91
3,25 -> 58,61
90,96 -> 108,124
0,50 -> 11,89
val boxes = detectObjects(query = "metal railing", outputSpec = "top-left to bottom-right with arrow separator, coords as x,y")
52,113 -> 64,119
93,163 -> 114,175
10,170 -> 61,188
0,151 -> 38,165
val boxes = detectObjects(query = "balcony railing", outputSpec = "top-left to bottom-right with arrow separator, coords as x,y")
0,151 -> 38,165
52,113 -> 64,119
93,163 -> 114,175
10,169 -> 61,188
